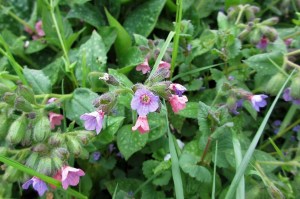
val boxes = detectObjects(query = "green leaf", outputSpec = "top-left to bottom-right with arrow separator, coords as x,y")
217,11 -> 229,30
117,125 -> 148,160
147,113 -> 166,142
118,46 -> 144,68
65,88 -> 98,124
42,57 -> 64,85
24,40 -> 47,54
98,27 -> 118,53
75,31 -> 107,82
66,3 -> 105,28
23,67 -> 52,94
190,30 -> 217,58
179,153 -> 211,182
177,102 -> 198,119
198,101 -> 212,134
108,68 -> 133,87
104,8 -> 132,60
123,0 -> 166,37
105,178 -> 142,196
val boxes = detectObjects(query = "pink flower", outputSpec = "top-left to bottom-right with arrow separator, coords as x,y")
80,110 -> 105,134
136,58 -> 151,74
53,166 -> 85,190
158,61 -> 171,78
256,36 -> 268,50
49,112 -> 64,129
24,26 -> 34,35
132,116 -> 150,134
169,94 -> 188,113
47,97 -> 57,104
169,83 -> 187,97
35,20 -> 45,37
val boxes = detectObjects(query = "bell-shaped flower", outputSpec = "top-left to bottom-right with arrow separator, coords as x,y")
22,177 -> 48,196
169,94 -> 188,113
80,110 -> 105,134
49,112 -> 64,129
249,94 -> 268,112
132,116 -> 150,134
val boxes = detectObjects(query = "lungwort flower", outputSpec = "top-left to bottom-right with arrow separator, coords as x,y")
22,177 -> 48,196
169,94 -> 188,113
131,88 -> 159,116
49,112 -> 64,130
136,58 -> 151,74
80,110 -> 105,134
249,94 -> 268,112
53,166 -> 85,190
132,116 -> 150,134
169,83 -> 187,97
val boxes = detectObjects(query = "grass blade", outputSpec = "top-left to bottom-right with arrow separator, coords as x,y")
225,69 -> 296,199
212,141 -> 218,199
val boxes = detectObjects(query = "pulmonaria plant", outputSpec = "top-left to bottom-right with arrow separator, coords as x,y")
22,177 -> 48,196
248,94 -> 268,112
49,112 -> 64,130
24,20 -> 45,40
53,166 -> 85,190
80,110 -> 105,134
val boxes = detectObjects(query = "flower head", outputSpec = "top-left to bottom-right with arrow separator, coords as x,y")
283,88 -> 300,105
54,166 -> 85,190
169,83 -> 187,97
80,110 -> 105,134
35,20 -> 45,37
256,36 -> 268,50
136,58 -> 151,74
131,88 -> 159,116
22,177 -> 48,196
158,61 -> 171,78
169,94 -> 188,113
132,116 -> 150,134
49,112 -> 64,130
249,94 -> 268,112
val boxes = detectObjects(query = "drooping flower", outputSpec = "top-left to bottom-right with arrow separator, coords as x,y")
283,88 -> 300,105
169,94 -> 188,113
136,58 -> 151,74
22,177 -> 48,196
35,20 -> 45,37
53,166 -> 85,190
132,116 -> 150,134
92,151 -> 101,161
80,110 -> 105,134
49,112 -> 64,130
249,94 -> 268,112
285,38 -> 293,47
169,83 -> 187,97
256,36 -> 268,50
158,61 -> 171,78
131,88 -> 159,116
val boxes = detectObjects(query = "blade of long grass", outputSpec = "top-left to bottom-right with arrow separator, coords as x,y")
163,100 -> 184,199
0,155 -> 87,199
225,69 -> 296,199
212,141 -> 218,199
112,183 -> 118,199
232,130 -> 245,199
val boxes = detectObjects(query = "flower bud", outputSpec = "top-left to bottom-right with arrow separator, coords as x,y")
261,17 -> 279,26
146,67 -> 170,85
93,92 -> 116,113
238,27 -> 251,40
26,152 -> 39,169
53,147 -> 69,160
78,148 -> 89,159
3,166 -> 23,182
52,156 -> 63,171
227,6 -> 239,20
37,156 -> 53,175
75,131 -> 94,144
2,92 -> 17,106
266,73 -> 286,95
66,136 -> 82,157
260,26 -> 278,42
290,75 -> 300,99
17,84 -> 36,104
99,73 -> 120,86
48,133 -> 64,146
6,114 -> 27,144
32,143 -> 48,153
14,96 -> 33,112
33,115 -> 51,142
0,83 -> 11,96
21,126 -> 32,146
0,114 -> 10,139
250,29 -> 261,44
245,6 -> 259,21
150,81 -> 172,99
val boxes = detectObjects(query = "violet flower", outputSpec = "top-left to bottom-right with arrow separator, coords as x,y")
80,110 -> 105,134
132,116 -> 150,134
22,177 -> 48,196
136,58 -> 151,74
49,112 -> 64,130
283,88 -> 300,105
92,151 -> 101,161
131,88 -> 159,116
249,94 -> 268,112
169,83 -> 187,97
256,36 -> 268,50
54,166 -> 85,190
293,125 -> 300,133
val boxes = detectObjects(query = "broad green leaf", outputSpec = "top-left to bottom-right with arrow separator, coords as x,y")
42,57 -> 64,85
75,31 -> 107,82
66,3 -> 105,28
217,11 -> 229,30
24,40 -> 47,54
118,46 -> 144,68
98,27 -> 118,53
117,125 -> 148,160
179,153 -> 211,182
198,101 -> 212,134
123,0 -> 166,37
108,68 -> 133,87
190,30 -> 217,58
23,67 -> 51,94
177,102 -> 198,119
104,8 -> 132,60
105,178 -> 142,196
147,112 -> 166,142
65,88 -> 98,124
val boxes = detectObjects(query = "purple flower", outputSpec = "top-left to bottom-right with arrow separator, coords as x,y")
285,38 -> 293,47
283,88 -> 300,105
93,151 -> 101,161
80,110 -> 105,134
249,94 -> 268,112
256,36 -> 268,50
108,144 -> 116,153
131,88 -> 159,116
228,76 -> 235,81
293,125 -> 300,133
53,166 -> 85,190
273,120 -> 282,127
22,177 -> 48,196
169,83 -> 187,97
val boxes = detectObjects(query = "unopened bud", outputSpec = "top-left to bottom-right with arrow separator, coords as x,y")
48,133 -> 64,146
66,136 -> 82,157
245,7 -> 256,21
250,29 -> 261,44
150,81 -> 172,99
21,126 -> 32,146
99,73 -> 120,86
261,17 -> 279,26
32,143 -> 48,153
146,67 -> 170,85
0,114 -> 10,139
44,102 -> 60,111
37,156 -> 53,175
2,92 -> 17,106
238,27 -> 251,40
6,114 -> 27,144
290,75 -> 300,99
33,115 -> 51,142
227,6 -> 239,20
53,147 -> 69,160
0,83 -> 11,96
260,26 -> 278,42
14,96 -> 33,112
93,92 -> 116,113
26,152 -> 39,168
52,156 -> 63,171
266,73 -> 286,95
17,85 -> 36,104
